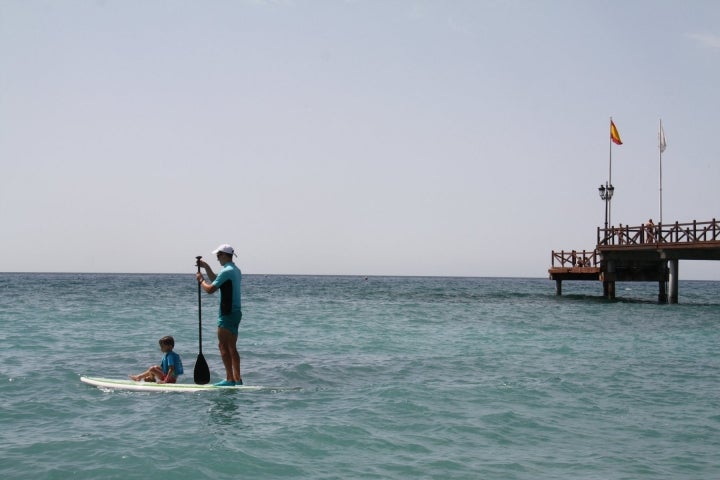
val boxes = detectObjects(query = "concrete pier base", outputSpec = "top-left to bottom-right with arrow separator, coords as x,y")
658,280 -> 667,303
668,259 -> 679,304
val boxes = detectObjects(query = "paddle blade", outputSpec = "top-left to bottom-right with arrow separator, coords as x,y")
193,353 -> 210,384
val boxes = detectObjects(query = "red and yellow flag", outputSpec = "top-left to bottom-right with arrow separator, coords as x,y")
610,120 -> 623,145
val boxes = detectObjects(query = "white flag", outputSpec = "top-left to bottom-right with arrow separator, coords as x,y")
659,122 -> 667,153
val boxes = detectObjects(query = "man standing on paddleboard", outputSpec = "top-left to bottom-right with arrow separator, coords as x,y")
196,244 -> 243,386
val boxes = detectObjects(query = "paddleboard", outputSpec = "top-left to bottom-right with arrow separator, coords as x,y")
81,376 -> 273,393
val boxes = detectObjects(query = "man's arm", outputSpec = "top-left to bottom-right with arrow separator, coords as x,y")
199,278 -> 217,294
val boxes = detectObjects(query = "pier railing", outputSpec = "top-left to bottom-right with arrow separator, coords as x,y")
551,219 -> 720,268
550,249 -> 599,268
597,219 -> 720,246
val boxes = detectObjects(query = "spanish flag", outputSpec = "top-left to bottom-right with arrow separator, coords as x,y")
610,120 -> 623,145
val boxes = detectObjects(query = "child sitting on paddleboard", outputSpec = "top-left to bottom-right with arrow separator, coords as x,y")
129,336 -> 184,383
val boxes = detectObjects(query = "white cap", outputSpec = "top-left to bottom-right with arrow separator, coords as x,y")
212,244 -> 237,257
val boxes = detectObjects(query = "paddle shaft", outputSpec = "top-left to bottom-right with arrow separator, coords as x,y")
196,256 -> 203,353
193,256 -> 210,384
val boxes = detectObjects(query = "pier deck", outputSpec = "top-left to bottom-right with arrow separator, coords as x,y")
549,219 -> 720,302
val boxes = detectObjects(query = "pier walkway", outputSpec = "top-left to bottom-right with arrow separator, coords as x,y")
549,219 -> 720,303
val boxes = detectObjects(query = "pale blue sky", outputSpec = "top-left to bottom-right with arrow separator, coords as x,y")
2,0 -> 719,279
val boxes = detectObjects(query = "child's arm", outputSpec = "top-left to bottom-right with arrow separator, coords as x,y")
160,366 -> 175,383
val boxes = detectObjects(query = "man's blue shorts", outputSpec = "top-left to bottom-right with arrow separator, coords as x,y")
218,311 -> 242,336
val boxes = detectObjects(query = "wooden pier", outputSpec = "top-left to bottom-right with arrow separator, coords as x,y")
549,219 -> 720,303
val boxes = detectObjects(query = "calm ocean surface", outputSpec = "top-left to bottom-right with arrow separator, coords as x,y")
1,273 -> 719,479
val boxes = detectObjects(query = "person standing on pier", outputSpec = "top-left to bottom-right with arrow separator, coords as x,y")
646,219 -> 655,243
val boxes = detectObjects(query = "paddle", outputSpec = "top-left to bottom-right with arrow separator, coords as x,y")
193,256 -> 211,384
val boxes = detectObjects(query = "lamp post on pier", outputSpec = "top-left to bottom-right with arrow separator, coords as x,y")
598,182 -> 614,239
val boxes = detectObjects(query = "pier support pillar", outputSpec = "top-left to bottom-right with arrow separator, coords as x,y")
658,280 -> 667,304
555,279 -> 562,296
603,280 -> 616,300
603,261 -> 616,300
668,259 -> 679,304
658,260 -> 668,303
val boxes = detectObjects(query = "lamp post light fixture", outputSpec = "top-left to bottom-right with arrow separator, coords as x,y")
598,182 -> 614,235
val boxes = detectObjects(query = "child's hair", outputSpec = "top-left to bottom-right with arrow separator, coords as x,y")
159,336 -> 175,348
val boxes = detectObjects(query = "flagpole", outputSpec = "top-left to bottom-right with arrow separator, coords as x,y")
608,117 -> 613,228
659,118 -> 664,225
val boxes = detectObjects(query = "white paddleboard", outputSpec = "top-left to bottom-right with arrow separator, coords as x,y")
80,376 -> 285,393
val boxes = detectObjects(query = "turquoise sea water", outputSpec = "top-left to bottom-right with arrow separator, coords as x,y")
1,273 -> 719,479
